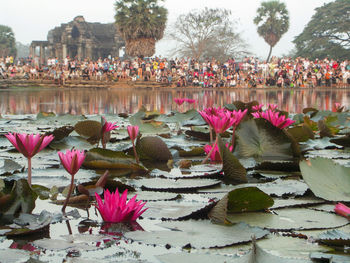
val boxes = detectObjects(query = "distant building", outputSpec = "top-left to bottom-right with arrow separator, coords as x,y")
30,16 -> 125,64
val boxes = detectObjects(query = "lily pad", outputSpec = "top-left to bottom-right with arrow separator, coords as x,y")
227,208 -> 349,230
235,119 -> 300,160
156,253 -> 240,263
125,221 -> 268,248
318,229 -> 350,247
256,179 -> 309,197
271,198 -> 324,209
74,120 -> 101,139
0,159 -> 22,176
217,135 -> 247,184
299,158 -> 350,201
0,179 -> 37,216
135,178 -> 221,193
83,148 -> 146,172
310,252 -> 350,263
136,136 -> 172,161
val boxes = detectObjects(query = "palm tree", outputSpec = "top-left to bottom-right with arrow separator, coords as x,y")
253,0 -> 289,62
115,0 -> 168,58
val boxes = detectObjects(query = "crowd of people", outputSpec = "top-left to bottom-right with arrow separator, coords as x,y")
0,55 -> 349,88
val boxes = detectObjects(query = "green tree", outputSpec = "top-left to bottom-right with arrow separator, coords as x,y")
169,8 -> 249,61
293,0 -> 350,60
253,0 -> 289,62
0,25 -> 17,58
115,0 -> 167,58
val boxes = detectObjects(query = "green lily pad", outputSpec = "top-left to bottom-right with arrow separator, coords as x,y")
0,179 -> 37,216
217,135 -> 247,184
83,148 -> 146,172
271,197 -> 324,209
299,158 -> 350,201
235,119 -> 300,160
125,221 -> 268,248
208,187 -> 274,224
156,253 -> 240,263
74,120 -> 101,138
287,124 -> 314,142
0,159 -> 22,176
134,178 -> 221,192
227,208 -> 349,230
256,179 -> 309,197
136,136 -> 172,161
129,107 -> 170,134
318,229 -> 350,247
310,252 -> 350,263
45,125 -> 74,142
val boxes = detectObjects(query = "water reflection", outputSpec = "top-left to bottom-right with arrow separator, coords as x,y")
0,87 -> 349,115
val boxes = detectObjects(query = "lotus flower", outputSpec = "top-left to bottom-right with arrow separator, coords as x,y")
185,98 -> 196,104
199,108 -> 236,134
334,103 -> 344,112
252,109 -> 295,129
267,104 -> 278,111
58,149 -> 86,213
95,189 -> 147,223
252,104 -> 264,112
334,203 -> 350,219
5,133 -> 54,186
101,116 -> 119,149
127,125 -> 139,163
174,98 -> 185,106
204,143 -> 233,162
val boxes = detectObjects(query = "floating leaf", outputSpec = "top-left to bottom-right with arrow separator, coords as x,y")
310,252 -> 350,263
136,136 -> 172,161
83,148 -> 146,172
217,135 -> 247,184
209,187 -> 273,224
74,120 -> 101,139
330,134 -> 350,147
179,147 -> 205,157
299,158 -> 350,201
157,253 -> 240,263
318,229 -> 350,247
318,119 -> 334,138
256,179 -> 308,197
37,112 -> 56,119
130,107 -> 170,134
125,221 -> 268,248
271,197 -> 324,209
227,208 -> 348,230
235,119 -> 300,160
226,187 -> 274,213
0,159 -> 22,176
0,179 -> 37,216
287,124 -> 314,142
46,125 -> 74,142
135,178 -> 221,192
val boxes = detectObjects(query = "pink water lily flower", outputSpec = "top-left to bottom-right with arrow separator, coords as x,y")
267,104 -> 278,111
252,109 -> 295,129
5,133 -> 54,186
101,117 -> 119,149
185,98 -> 196,104
334,203 -> 350,219
199,108 -> 236,134
95,189 -> 148,223
174,98 -> 185,106
127,125 -> 140,163
58,149 -> 86,213
252,104 -> 264,112
204,143 -> 233,162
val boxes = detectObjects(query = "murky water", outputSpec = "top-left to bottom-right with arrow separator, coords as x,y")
1,86 -> 349,115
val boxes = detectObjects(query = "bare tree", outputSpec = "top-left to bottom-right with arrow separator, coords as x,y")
169,8 -> 249,61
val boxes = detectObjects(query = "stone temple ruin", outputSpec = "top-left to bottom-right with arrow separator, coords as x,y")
30,16 -> 125,64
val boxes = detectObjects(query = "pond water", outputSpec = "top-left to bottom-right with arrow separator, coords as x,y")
1,86 -> 350,115
1,85 -> 350,262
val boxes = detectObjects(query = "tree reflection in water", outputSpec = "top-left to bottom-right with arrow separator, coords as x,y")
0,87 -> 349,115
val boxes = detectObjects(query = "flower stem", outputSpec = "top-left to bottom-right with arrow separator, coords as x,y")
132,141 -> 139,164
62,174 -> 75,214
231,127 -> 236,152
202,136 -> 218,164
27,158 -> 32,187
209,127 -> 213,143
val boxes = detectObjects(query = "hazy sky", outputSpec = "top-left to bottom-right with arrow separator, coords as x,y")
0,0 -> 333,58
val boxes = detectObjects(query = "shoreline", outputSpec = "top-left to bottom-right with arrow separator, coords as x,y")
0,78 -> 350,90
